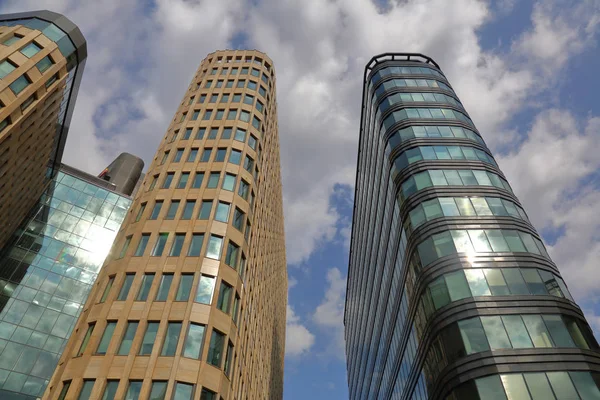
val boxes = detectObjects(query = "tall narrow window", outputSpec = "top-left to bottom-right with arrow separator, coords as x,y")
206,235 -> 223,260
215,201 -> 231,222
96,321 -> 117,354
187,148 -> 198,162
188,233 -> 205,256
176,274 -> 194,301
162,172 -> 175,188
229,149 -> 242,165
182,200 -> 196,220
217,281 -> 233,314
222,173 -> 236,191
225,241 -> 239,269
192,172 -> 204,188
149,201 -> 163,220
149,382 -> 167,400
198,200 -> 213,219
177,172 -> 190,189
170,234 -> 186,256
156,274 -> 173,301
99,276 -> 114,303
224,342 -> 234,376
207,172 -> 220,188
139,322 -> 159,355
161,322 -> 182,356
77,323 -> 95,356
148,175 -> 159,191
195,275 -> 216,304
183,323 -> 206,359
119,236 -> 132,258
173,149 -> 184,162
234,128 -> 246,142
126,381 -> 142,400
201,148 -> 212,162
200,388 -> 217,400
238,180 -> 249,200
166,200 -> 180,220
233,208 -> 244,230
136,274 -> 155,301
57,381 -> 71,400
173,383 -> 194,400
232,295 -> 240,325
215,148 -> 227,162
78,380 -> 95,400
134,234 -> 150,256
102,381 -> 119,400
135,203 -> 146,222
207,329 -> 225,367
117,274 -> 135,300
152,233 -> 169,256
160,151 -> 169,165
118,321 -> 139,355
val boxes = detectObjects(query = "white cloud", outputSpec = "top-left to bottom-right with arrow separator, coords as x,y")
285,305 -> 315,357
313,267 -> 347,360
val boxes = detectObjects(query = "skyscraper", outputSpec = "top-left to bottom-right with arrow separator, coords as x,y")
45,50 -> 287,400
0,10 -> 87,249
0,154 -> 143,399
345,53 -> 600,399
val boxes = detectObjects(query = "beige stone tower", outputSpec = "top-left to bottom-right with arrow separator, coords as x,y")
44,50 -> 287,400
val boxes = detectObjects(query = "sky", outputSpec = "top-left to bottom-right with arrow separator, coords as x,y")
2,0 -> 600,398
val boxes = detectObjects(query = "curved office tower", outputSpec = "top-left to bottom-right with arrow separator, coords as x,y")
45,50 -> 287,400
345,53 -> 600,400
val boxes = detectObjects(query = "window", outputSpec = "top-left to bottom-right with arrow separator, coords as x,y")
149,175 -> 159,190
175,233 -> 199,258
166,200 -> 180,220
241,67 -> 248,74
244,155 -> 254,172
203,110 -> 213,120
182,128 -> 192,140
2,34 -> 21,46
136,274 -> 155,301
233,208 -> 244,230
45,73 -> 59,87
135,203 -> 147,223
9,75 -> 30,95
96,321 -> 117,354
176,274 -> 194,301
239,110 -> 250,122
188,96 -> 195,105
177,172 -> 190,188
78,380 -> 95,400
237,79 -> 245,88
256,100 -> 264,112
195,275 -> 216,304
119,236 -> 132,259
225,241 -> 240,270
224,342 -> 234,376
192,172 -> 204,188
211,68 -> 217,75
195,128 -> 206,139
20,42 -> 42,58
198,200 -> 213,219
216,80 -> 223,88
170,234 -> 186,256
458,317 -> 489,354
227,109 -> 237,120
222,127 -> 232,139
162,172 -> 175,188
215,201 -> 231,222
233,93 -> 241,102
191,111 -> 199,120
244,94 -> 254,105
215,109 -> 224,120
229,149 -> 242,164
139,322 -> 159,355
149,382 -> 167,400
169,131 -> 178,143
215,148 -> 227,162
222,173 -> 236,191
152,233 -> 169,256
231,67 -> 238,74
221,93 -> 230,103
173,149 -> 183,163
182,200 -> 196,220
201,389 -> 217,400
0,60 -> 16,78
248,81 -> 257,90
238,180 -> 250,200
100,276 -> 115,303
217,281 -> 233,313
232,295 -> 240,324
135,234 -> 150,256
244,221 -> 251,242
156,274 -> 173,301
201,148 -> 212,162
207,172 -> 220,188
161,322 -> 182,356
248,135 -> 257,150
206,235 -> 223,260
198,94 -> 206,103
207,330 -> 225,367
126,381 -> 142,400
183,323 -> 206,359
57,381 -> 71,400
252,116 -> 261,129
187,148 -> 198,162
118,321 -> 139,355
118,274 -> 135,300
205,80 -> 212,88
210,94 -> 218,103
77,323 -> 95,356
149,201 -> 163,220
173,383 -> 194,400
207,128 -> 218,139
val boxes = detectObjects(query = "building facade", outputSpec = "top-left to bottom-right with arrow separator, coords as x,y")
45,50 -> 287,400
0,157 -> 142,399
0,10 -> 86,250
344,53 -> 600,400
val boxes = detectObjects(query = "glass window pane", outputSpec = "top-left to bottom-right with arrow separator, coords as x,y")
570,372 -> 600,400
195,276 -> 216,304
166,201 -> 179,220
523,373 -> 556,400
215,202 -> 230,222
433,231 -> 455,257
501,374 -> 532,400
439,198 -> 460,216
423,199 -> 443,219
222,174 -> 236,191
78,380 -> 96,400
521,269 -> 547,295
445,270 -> 471,301
77,324 -> 95,356
547,372 -> 580,399
522,315 -> 553,347
481,316 -> 512,349
134,235 -> 150,256
139,322 -> 159,355
207,330 -> 225,367
502,269 -> 529,295
176,275 -> 194,301
564,318 -> 590,349
451,230 -> 474,253
206,235 -> 223,260
96,322 -> 117,354
198,201 -> 213,219
458,317 -> 490,354
486,230 -> 510,252
429,276 -> 450,310
468,230 -> 492,252
170,234 -> 185,257
465,269 -> 491,296
161,322 -> 182,356
504,230 -> 527,252
455,198 -> 476,216
125,381 -> 142,400
475,375 -> 507,400
118,322 -> 139,355
118,274 -> 135,300
149,382 -> 167,400
102,381 -> 119,400
173,382 -> 194,400
483,269 -> 510,295
152,233 -> 169,256
182,201 -> 195,220
471,197 -> 493,215
188,234 -> 204,256
502,316 -> 533,348
183,323 -> 205,359
542,315 -> 575,347
155,275 -> 173,301
136,274 -> 154,301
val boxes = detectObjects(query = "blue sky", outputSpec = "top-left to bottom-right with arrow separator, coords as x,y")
3,0 -> 600,399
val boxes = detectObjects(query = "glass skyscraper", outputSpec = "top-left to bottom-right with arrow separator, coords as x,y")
0,159 -> 142,400
345,53 -> 600,399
